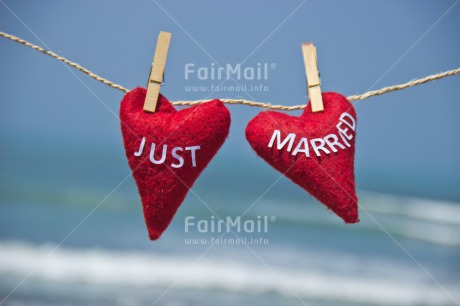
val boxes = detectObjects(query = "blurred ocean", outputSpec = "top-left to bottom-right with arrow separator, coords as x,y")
1,132 -> 459,306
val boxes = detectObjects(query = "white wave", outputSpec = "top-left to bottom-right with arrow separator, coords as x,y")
349,192 -> 460,247
258,194 -> 460,247
361,192 -> 460,225
0,241 -> 458,306
385,219 -> 460,246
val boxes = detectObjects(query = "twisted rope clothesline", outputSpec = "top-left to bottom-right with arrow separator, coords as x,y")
0,32 -> 129,93
2,31 -> 459,110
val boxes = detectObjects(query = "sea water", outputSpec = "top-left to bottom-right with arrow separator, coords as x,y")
0,133 -> 459,306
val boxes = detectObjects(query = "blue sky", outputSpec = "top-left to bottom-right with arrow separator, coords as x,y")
1,0 -> 460,200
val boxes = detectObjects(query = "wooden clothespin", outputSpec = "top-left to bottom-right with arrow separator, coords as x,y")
301,42 -> 324,112
144,31 -> 171,113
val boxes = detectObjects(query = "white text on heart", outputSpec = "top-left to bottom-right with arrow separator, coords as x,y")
134,137 -> 200,168
268,112 -> 356,157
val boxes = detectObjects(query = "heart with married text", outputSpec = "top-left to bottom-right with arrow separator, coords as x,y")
246,92 -> 359,223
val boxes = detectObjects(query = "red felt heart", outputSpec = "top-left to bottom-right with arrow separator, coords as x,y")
245,92 -> 358,223
120,88 -> 231,239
